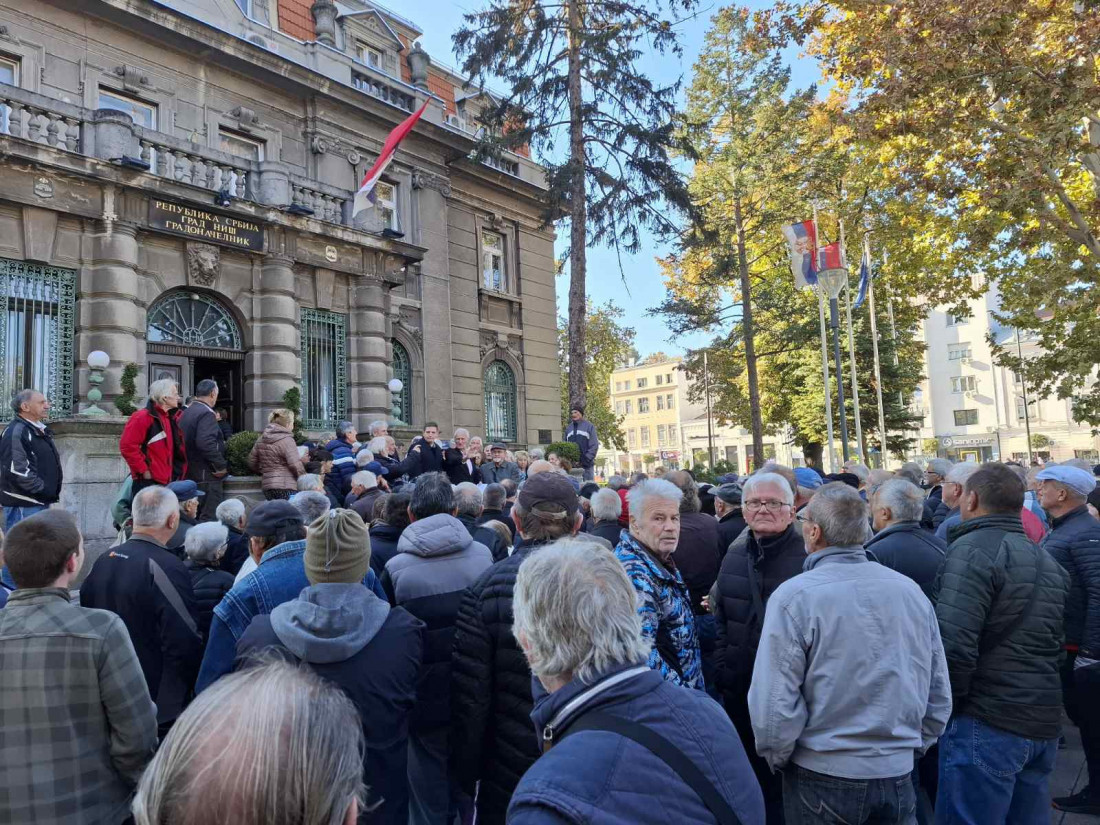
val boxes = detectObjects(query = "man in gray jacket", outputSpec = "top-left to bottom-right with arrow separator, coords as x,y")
749,483 -> 951,824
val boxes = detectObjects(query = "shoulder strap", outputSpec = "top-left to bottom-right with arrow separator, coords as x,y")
979,547 -> 1044,654
565,710 -> 742,825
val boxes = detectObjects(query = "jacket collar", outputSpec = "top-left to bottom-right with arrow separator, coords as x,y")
866,520 -> 922,544
6,586 -> 72,605
719,510 -> 743,523
751,523 -> 797,559
804,544 -> 865,571
129,532 -> 170,551
1050,505 -> 1089,531
947,513 -> 1025,543
259,539 -> 307,566
619,530 -> 678,582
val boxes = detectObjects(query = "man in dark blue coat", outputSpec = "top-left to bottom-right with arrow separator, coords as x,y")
564,405 -> 599,482
866,478 -> 947,600
508,537 -> 765,825
324,420 -> 359,500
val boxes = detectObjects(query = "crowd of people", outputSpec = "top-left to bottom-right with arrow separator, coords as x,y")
1,380 -> 1100,825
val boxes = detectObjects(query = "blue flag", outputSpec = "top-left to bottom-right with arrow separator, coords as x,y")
853,241 -> 871,309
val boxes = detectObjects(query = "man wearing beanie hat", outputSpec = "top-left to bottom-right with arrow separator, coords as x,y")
564,404 -> 599,482
237,509 -> 424,825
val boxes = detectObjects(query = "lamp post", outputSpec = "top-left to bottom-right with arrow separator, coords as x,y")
817,268 -> 850,462
81,350 -> 111,417
388,378 -> 405,426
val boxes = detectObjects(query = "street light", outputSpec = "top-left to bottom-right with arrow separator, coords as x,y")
81,350 -> 111,417
387,377 -> 405,425
817,268 -> 851,462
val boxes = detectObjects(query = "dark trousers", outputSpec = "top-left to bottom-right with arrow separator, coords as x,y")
726,689 -> 785,824
782,765 -> 915,824
1075,664 -> 1100,786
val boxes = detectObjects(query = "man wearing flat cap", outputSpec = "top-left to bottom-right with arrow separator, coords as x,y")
714,482 -> 747,556
481,441 -> 523,485
1038,464 -> 1100,814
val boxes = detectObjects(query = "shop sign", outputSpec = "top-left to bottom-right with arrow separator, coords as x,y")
149,200 -> 264,251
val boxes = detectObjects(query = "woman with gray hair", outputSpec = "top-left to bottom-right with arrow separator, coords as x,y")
183,522 -> 233,642
509,538 -> 766,824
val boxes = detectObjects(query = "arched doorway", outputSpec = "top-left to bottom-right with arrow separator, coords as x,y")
146,290 -> 245,431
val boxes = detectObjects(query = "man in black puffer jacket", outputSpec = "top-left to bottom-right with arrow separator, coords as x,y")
934,463 -> 1069,822
449,473 -> 584,825
1036,464 -> 1100,814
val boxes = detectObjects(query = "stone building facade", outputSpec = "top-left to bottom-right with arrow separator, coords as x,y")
0,0 -> 561,446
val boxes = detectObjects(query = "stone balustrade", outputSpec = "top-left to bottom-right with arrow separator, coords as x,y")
133,126 -> 253,199
288,176 -> 350,224
351,68 -> 416,112
0,85 -> 83,151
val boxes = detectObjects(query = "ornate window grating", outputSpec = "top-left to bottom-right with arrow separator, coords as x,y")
484,359 -> 517,442
391,340 -> 412,425
0,259 -> 76,421
148,291 -> 242,351
301,307 -> 347,430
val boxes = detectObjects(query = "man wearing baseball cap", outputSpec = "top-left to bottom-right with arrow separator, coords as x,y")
1038,464 -> 1100,814
166,479 -> 204,556
237,509 -> 423,825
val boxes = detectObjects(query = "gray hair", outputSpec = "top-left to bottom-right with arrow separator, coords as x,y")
844,463 -> 871,484
454,482 -> 483,518
626,478 -> 683,520
454,427 -> 470,440
184,522 -> 229,563
742,472 -> 795,506
591,488 -> 622,522
483,483 -> 507,511
865,469 -> 895,499
409,472 -> 454,519
872,478 -> 925,523
351,470 -> 378,490
1061,458 -> 1093,472
945,462 -> 981,485
366,437 -> 388,456
805,483 -> 870,547
354,449 -> 375,469
606,475 -> 627,491
926,458 -> 954,478
131,659 -> 365,825
10,388 -> 39,414
897,462 -> 924,486
291,491 -> 331,525
147,377 -> 178,406
215,498 -> 246,529
513,538 -> 649,684
296,474 -> 322,492
369,420 -> 388,436
530,448 -> 545,461
335,420 -> 355,440
132,486 -> 179,528
194,379 -> 218,398
760,463 -> 798,496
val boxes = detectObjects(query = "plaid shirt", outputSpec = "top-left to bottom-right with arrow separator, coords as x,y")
0,587 -> 158,825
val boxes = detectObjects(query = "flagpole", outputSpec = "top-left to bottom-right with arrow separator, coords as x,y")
814,203 -> 837,473
866,234 -> 888,468
839,220 -> 863,464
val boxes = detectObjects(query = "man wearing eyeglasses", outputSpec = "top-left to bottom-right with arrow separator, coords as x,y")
711,471 -> 807,822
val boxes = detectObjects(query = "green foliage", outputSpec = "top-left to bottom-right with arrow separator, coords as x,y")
922,438 -> 941,456
114,363 -> 140,416
690,459 -> 737,485
546,441 -> 581,464
226,430 -> 260,476
1030,433 -> 1053,449
281,387 -> 305,444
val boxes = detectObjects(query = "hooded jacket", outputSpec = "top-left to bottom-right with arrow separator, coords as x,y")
1042,505 -> 1100,656
248,424 -> 304,492
0,416 -> 62,508
564,418 -> 599,468
864,520 -> 947,600
236,584 -> 423,825
382,513 -> 493,731
119,400 -> 187,485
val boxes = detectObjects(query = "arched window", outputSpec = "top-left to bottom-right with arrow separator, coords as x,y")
484,360 -> 517,442
391,340 -> 412,425
147,291 -> 242,350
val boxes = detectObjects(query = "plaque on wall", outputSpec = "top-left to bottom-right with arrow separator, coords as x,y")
148,200 -> 265,251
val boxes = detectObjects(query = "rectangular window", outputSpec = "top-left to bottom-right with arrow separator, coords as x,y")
301,308 -> 347,429
628,429 -> 636,448
946,312 -> 969,326
218,128 -> 265,162
655,374 -> 663,386
98,88 -> 157,129
666,393 -> 674,409
950,376 -> 977,393
625,400 -> 632,415
638,397 -> 650,413
641,427 -> 650,447
954,409 -> 978,426
657,424 -> 666,446
0,54 -> 19,86
481,231 -> 506,292
666,373 -> 673,384
637,377 -> 648,388
725,445 -> 739,466
375,181 -> 399,231
615,381 -> 622,392
1013,371 -> 1024,385
1075,449 -> 1100,463
947,344 -> 972,361
233,0 -> 252,15
656,395 -> 665,411
358,44 -> 384,68
624,380 -> 631,390
0,259 -> 76,420
668,423 -> 676,442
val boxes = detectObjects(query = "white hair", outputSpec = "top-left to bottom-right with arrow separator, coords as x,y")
844,463 -> 871,484
945,462 -> 981,485
872,478 -> 925,523
926,458 -> 954,478
742,472 -> 795,506
530,448 -> 545,461
513,538 -> 649,684
297,445 -> 310,460
806,483 -> 870,547
351,470 -> 378,490
454,482 -> 483,518
132,486 -> 179,528
147,377 -> 177,406
184,522 -> 229,563
591,488 -> 622,522
354,450 -> 375,469
215,498 -> 246,529
366,437 -> 387,456
454,428 -> 470,439
627,478 -> 682,520
369,420 -> 388,436
291,491 -> 331,525
296,474 -> 322,492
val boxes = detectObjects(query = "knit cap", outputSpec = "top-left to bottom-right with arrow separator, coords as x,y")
304,509 -> 371,585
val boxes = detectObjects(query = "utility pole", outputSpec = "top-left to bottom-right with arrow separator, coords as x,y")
1017,327 -> 1034,466
703,349 -> 715,467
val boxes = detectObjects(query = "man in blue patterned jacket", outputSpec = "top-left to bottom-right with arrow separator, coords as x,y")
614,478 -> 704,692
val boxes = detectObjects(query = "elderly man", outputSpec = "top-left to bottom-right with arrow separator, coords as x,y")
613,478 -> 703,692
182,521 -> 233,642
1024,465 -> 1049,526
454,482 -> 508,562
714,482 -> 747,554
588,487 -> 625,546
508,539 -> 766,825
482,441 -> 523,484
933,462 -> 981,540
443,428 -> 481,485
369,491 -> 412,577
0,389 -> 61,532
865,478 -> 947,600
925,458 -> 953,505
348,470 -> 385,523
81,485 -> 202,736
712,471 -> 807,820
215,498 -> 249,576
120,378 -> 187,493
131,661 -> 366,825
750,484 -> 951,825
477,482 -> 515,542
935,463 -> 1069,821
324,420 -> 359,500
179,379 -> 226,520
166,479 -> 204,555
450,472 -> 585,825
1036,464 -> 1100,814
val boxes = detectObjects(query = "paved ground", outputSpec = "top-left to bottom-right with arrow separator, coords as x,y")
1052,721 -> 1095,824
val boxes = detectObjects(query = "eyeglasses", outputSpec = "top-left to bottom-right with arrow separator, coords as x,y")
744,500 -> 791,513
795,512 -> 812,524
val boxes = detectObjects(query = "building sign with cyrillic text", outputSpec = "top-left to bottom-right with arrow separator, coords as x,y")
149,200 -> 264,251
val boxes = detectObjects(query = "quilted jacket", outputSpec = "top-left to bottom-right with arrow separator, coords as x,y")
248,424 -> 304,492
1042,506 -> 1100,656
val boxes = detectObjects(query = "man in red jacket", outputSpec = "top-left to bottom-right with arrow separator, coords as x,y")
120,378 -> 187,496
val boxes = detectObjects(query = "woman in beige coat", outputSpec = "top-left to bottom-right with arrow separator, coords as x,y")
248,409 -> 305,500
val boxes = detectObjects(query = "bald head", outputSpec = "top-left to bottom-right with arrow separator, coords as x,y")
526,460 -> 554,477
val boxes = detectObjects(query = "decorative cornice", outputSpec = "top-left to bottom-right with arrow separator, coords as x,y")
411,169 -> 452,198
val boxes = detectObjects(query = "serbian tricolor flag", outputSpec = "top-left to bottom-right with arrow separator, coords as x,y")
781,220 -> 818,289
352,99 -> 430,219
816,241 -> 844,272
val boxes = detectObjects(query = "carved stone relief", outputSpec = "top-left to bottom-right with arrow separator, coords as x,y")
186,243 -> 220,287
411,170 -> 452,198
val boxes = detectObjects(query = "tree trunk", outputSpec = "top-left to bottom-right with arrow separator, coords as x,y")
565,0 -> 588,413
734,197 -> 765,470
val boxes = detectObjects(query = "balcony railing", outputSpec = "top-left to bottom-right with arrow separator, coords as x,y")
351,69 -> 415,112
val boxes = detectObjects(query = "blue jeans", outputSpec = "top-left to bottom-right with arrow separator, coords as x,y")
935,714 -> 1058,824
783,765 -> 916,824
2,505 -> 48,588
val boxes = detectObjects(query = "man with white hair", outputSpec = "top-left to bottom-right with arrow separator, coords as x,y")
749,484 -> 950,824
119,378 -> 186,493
613,479 -> 703,691
443,428 -> 482,485
507,539 -> 766,825
865,478 -> 947,600
934,462 -> 982,541
712,470 -> 807,819
369,419 -> 389,439
292,490 -> 333,526
81,485 -> 202,735
348,470 -> 384,523
215,498 -> 249,576
454,481 -> 508,562
924,458 -> 953,506
588,487 -> 624,546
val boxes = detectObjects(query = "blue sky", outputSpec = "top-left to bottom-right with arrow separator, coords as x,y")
410,0 -> 822,356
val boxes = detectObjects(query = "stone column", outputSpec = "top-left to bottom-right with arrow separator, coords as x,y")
77,222 -> 145,411
246,254 -> 299,429
348,277 -> 391,421
412,182 -> 455,432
